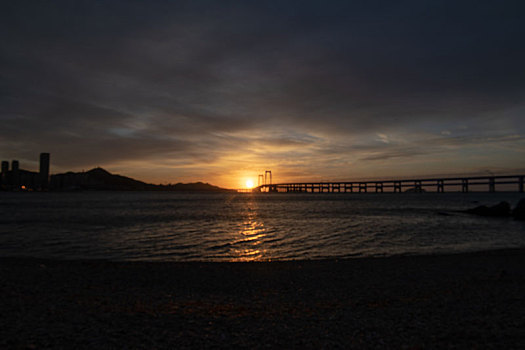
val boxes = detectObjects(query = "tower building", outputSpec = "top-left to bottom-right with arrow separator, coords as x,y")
1,161 -> 8,188
11,160 -> 20,189
39,153 -> 50,190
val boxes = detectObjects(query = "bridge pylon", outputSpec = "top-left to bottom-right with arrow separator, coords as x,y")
265,170 -> 272,185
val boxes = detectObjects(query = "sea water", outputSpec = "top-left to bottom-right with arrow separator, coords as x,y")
1,192 -> 524,261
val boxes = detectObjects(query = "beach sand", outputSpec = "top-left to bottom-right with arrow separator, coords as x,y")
1,249 -> 524,349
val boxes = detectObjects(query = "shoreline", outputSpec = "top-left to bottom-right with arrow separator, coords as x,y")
1,248 -> 524,348
2,245 -> 525,264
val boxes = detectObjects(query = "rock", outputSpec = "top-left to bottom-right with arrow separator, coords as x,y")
512,199 -> 525,220
465,201 -> 511,217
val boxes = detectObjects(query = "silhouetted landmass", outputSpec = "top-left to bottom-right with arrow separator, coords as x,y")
513,199 -> 525,220
161,182 -> 232,192
464,200 -> 525,220
50,167 -> 234,192
465,201 -> 511,217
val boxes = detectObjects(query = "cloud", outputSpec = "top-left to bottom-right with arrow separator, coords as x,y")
1,0 -> 525,186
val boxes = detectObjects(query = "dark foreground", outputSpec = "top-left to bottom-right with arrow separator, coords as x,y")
1,250 -> 524,349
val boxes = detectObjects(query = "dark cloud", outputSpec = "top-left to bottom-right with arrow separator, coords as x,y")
1,0 -> 524,185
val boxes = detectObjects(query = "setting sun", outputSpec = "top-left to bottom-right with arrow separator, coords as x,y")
245,179 -> 254,188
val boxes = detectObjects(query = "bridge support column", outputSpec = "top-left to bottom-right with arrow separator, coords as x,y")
489,177 -> 495,192
375,182 -> 383,192
437,180 -> 444,193
394,181 -> 401,193
359,183 -> 367,193
462,179 -> 469,193
415,180 -> 422,193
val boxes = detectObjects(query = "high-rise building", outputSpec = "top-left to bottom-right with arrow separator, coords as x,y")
11,160 -> 20,189
39,153 -> 50,190
0,161 -> 8,188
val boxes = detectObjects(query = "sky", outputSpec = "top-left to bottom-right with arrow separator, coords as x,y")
1,0 -> 525,189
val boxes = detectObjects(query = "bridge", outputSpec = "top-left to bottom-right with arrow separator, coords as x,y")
252,174 -> 525,193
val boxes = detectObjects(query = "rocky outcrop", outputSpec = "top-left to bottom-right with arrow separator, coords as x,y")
465,202 -> 511,217
512,199 -> 525,220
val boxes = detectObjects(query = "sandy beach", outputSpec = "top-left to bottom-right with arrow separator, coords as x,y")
1,249 -> 524,349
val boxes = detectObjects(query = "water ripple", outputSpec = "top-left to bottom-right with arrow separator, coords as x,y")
1,192 -> 524,261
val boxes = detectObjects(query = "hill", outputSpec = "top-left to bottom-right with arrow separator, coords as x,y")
50,167 -> 234,192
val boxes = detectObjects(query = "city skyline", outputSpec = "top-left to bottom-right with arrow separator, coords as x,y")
0,153 -> 50,191
1,1 -> 524,188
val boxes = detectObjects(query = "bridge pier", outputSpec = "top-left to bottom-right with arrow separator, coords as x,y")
394,181 -> 402,193
437,180 -> 444,193
489,177 -> 495,192
462,179 -> 469,193
415,180 -> 422,192
375,182 -> 383,193
359,183 -> 367,193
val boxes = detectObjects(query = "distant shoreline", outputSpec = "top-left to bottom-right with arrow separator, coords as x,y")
3,189 -> 524,193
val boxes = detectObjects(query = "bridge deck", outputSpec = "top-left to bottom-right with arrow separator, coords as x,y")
252,175 -> 525,193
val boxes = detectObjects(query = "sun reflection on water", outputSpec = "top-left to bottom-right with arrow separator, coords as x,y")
231,200 -> 268,262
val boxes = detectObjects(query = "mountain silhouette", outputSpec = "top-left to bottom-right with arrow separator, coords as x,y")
50,167 -> 234,192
